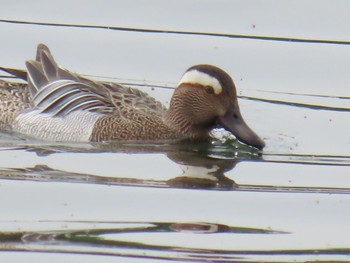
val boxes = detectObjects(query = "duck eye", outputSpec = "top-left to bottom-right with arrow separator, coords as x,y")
205,86 -> 215,94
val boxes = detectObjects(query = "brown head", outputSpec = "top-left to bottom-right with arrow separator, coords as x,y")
165,65 -> 265,150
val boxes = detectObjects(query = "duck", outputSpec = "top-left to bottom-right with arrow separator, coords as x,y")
0,44 -> 265,149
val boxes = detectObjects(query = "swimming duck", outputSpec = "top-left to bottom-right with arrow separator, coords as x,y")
0,44 -> 265,149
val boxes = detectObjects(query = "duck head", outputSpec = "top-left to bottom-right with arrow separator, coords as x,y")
165,65 -> 265,150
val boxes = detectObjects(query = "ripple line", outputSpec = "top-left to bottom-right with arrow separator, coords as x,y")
1,19 -> 350,45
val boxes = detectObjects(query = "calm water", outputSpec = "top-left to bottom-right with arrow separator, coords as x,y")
0,1 -> 350,262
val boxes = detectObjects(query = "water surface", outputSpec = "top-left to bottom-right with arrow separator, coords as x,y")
0,1 -> 349,262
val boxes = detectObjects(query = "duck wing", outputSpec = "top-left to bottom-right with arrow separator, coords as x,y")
25,44 -> 166,118
26,57 -> 114,117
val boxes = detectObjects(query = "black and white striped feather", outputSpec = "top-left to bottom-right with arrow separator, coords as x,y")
25,45 -> 166,118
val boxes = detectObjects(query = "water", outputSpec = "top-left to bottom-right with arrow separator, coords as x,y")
0,1 -> 350,262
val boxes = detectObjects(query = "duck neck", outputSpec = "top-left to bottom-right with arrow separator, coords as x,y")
164,92 -> 210,140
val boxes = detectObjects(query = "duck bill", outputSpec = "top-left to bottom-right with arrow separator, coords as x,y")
218,108 -> 265,150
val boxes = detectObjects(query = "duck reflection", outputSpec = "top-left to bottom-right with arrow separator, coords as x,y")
0,139 -> 262,190
166,151 -> 237,189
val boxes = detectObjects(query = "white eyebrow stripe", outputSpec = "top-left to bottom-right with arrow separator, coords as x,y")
178,70 -> 223,95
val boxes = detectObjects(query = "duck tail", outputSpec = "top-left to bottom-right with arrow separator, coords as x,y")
0,66 -> 28,81
0,43 -> 52,81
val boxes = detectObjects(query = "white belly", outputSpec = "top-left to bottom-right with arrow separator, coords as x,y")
13,110 -> 101,141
